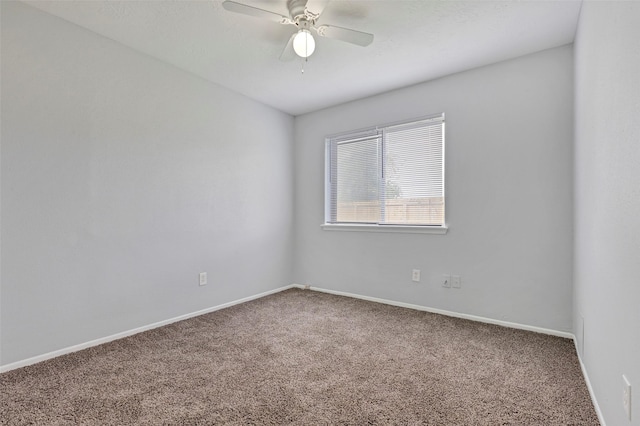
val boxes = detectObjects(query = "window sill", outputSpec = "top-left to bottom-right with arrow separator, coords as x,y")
321,223 -> 448,234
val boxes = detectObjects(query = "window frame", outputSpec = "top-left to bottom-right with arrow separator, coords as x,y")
323,114 -> 447,234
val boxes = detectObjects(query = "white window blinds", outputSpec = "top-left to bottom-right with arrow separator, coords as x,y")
326,114 -> 445,226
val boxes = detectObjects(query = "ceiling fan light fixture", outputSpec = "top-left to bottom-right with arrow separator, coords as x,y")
293,29 -> 315,58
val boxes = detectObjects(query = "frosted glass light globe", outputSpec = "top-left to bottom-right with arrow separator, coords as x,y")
293,29 -> 315,58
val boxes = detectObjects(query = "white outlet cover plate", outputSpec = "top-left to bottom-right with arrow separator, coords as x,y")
452,275 -> 461,288
623,374 -> 632,421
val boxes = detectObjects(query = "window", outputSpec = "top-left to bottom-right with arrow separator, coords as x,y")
324,114 -> 445,232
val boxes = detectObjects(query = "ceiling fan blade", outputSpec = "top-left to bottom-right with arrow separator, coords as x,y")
315,25 -> 374,47
279,33 -> 297,62
222,1 -> 293,25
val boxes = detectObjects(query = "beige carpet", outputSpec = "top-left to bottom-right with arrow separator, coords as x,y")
1,288 -> 599,425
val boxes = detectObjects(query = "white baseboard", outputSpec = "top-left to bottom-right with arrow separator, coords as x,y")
573,337 -> 607,426
0,284 -> 297,373
294,284 -> 573,338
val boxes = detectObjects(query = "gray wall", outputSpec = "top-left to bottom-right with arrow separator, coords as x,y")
1,1 -> 294,365
294,45 -> 574,332
574,2 -> 640,425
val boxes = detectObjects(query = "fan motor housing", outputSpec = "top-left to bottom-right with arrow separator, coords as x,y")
287,0 -> 309,21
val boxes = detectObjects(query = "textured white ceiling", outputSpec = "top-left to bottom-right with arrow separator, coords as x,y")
23,0 -> 582,116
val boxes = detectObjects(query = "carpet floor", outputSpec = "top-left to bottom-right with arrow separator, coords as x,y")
1,288 -> 599,425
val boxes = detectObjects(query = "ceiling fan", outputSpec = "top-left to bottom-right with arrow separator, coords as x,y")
222,0 -> 374,60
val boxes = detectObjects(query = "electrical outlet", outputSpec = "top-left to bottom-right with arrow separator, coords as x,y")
442,274 -> 451,288
623,375 -> 632,421
452,275 -> 461,289
199,272 -> 207,286
412,269 -> 421,282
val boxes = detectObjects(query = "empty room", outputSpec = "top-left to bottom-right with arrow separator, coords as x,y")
1,0 -> 638,424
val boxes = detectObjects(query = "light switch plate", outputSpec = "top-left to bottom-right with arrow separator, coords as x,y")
442,274 -> 451,288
